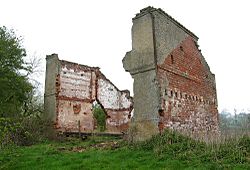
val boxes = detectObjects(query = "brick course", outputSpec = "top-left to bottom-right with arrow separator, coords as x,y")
158,36 -> 219,136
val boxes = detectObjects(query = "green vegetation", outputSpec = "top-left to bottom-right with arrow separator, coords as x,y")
0,25 -> 249,170
134,130 -> 250,168
93,103 -> 106,132
220,110 -> 250,135
0,26 -> 33,117
1,131 -> 249,170
0,26 -> 45,149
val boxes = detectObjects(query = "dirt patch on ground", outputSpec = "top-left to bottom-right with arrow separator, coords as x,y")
57,141 -> 120,153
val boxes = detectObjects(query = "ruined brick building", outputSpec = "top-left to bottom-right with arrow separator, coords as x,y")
44,54 -> 133,133
44,7 -> 219,139
123,7 -> 219,139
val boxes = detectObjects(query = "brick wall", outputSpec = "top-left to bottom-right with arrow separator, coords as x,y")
123,7 -> 219,140
158,36 -> 219,136
45,54 -> 133,133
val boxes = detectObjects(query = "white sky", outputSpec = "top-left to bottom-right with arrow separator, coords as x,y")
1,0 -> 250,112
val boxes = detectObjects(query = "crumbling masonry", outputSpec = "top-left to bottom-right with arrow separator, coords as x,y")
123,7 -> 219,140
44,54 -> 133,133
44,7 -> 219,139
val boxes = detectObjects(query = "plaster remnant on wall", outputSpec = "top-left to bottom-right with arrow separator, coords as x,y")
59,67 -> 92,99
97,78 -> 132,109
44,54 -> 133,133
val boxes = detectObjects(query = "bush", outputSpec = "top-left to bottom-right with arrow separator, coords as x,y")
93,105 -> 106,132
0,117 -> 21,148
0,116 -> 56,149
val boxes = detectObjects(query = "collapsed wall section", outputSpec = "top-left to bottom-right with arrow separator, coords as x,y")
97,73 -> 133,132
44,54 -> 133,133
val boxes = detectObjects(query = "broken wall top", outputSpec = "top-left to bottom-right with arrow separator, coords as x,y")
133,6 -> 198,41
124,6 -> 214,76
48,54 -> 132,102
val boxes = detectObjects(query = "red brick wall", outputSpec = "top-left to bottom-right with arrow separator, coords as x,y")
53,59 -> 133,133
157,36 -> 219,137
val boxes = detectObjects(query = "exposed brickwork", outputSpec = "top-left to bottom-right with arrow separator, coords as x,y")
158,36 -> 219,136
45,54 -> 133,133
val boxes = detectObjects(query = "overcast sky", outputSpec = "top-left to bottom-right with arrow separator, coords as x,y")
1,0 -> 250,112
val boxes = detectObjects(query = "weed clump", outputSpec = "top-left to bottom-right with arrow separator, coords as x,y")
131,129 -> 250,167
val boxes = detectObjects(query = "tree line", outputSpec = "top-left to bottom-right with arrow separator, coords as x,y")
0,26 -> 47,148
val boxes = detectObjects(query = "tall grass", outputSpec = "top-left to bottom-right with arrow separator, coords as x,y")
130,129 -> 250,167
1,130 -> 249,169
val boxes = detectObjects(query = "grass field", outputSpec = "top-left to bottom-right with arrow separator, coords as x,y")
1,131 -> 249,170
